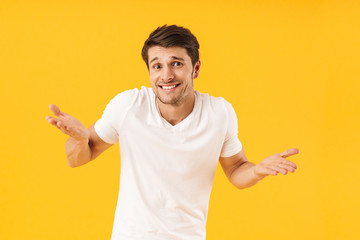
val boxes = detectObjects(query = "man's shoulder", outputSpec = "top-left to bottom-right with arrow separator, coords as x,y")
102,86 -> 153,114
196,91 -> 237,120
111,86 -> 153,102
196,91 -> 231,107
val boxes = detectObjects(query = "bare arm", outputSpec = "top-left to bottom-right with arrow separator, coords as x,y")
46,104 -> 113,167
219,148 -> 299,189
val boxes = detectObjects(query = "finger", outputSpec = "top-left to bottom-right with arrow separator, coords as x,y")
57,121 -> 73,135
279,159 -> 298,169
270,166 -> 288,175
59,127 -> 71,136
278,163 -> 297,173
280,148 -> 300,158
46,116 -> 60,127
57,122 -> 81,136
66,126 -> 83,136
49,104 -> 62,117
267,169 -> 278,176
57,121 -> 66,129
260,167 -> 278,176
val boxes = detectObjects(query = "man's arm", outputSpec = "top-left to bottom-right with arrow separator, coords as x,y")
219,148 -> 299,189
46,104 -> 113,167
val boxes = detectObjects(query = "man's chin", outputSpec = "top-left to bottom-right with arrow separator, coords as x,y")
155,91 -> 183,105
157,96 -> 180,105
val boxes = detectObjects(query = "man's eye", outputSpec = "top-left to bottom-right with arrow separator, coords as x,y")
173,62 -> 182,67
153,65 -> 161,69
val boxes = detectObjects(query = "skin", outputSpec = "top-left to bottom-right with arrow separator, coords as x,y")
46,45 -> 299,188
148,46 -> 201,125
45,105 -> 112,167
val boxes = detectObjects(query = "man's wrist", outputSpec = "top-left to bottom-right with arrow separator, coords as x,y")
68,135 -> 89,146
252,165 -> 266,181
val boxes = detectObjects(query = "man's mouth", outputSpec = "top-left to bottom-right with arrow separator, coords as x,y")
160,84 -> 180,90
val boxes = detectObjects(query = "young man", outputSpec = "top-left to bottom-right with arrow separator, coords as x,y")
46,25 -> 299,240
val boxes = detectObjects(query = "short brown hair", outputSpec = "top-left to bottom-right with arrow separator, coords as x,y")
141,25 -> 200,69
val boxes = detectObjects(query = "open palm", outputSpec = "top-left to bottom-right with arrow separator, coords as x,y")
46,104 -> 89,141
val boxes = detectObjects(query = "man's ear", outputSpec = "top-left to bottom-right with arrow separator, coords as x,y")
193,60 -> 201,79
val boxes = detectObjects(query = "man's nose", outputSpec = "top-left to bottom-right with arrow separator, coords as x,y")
161,67 -> 174,82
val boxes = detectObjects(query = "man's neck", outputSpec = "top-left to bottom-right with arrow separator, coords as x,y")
157,92 -> 195,126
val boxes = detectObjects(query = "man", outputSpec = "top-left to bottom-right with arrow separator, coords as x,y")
46,25 -> 299,240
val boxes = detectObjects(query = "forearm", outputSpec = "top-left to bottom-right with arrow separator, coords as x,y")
65,137 -> 92,168
229,162 -> 264,189
222,148 -> 299,189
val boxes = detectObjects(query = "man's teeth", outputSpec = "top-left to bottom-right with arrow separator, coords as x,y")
162,85 -> 177,90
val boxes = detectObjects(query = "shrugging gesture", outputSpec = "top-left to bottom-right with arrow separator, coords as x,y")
46,104 -> 89,141
254,148 -> 299,179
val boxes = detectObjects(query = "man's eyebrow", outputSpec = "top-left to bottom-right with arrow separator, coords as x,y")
149,57 -> 158,64
149,56 -> 185,65
171,56 -> 185,61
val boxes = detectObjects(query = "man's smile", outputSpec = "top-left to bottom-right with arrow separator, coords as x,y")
159,83 -> 181,90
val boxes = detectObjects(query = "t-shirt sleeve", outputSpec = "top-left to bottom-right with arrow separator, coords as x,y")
220,101 -> 243,158
94,90 -> 136,144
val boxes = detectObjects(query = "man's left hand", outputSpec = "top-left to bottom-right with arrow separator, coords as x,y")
253,148 -> 300,180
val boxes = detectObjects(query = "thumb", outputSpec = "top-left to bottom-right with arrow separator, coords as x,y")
49,104 -> 62,117
280,148 -> 300,158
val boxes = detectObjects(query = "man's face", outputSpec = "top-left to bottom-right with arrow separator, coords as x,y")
148,46 -> 200,106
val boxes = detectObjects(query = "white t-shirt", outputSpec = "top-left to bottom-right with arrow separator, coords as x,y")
95,86 -> 242,240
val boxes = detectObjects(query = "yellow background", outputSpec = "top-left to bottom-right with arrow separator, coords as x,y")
1,0 -> 359,239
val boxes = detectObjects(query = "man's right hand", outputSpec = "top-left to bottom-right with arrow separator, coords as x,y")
46,104 -> 90,141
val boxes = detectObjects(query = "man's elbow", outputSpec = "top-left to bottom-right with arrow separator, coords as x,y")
231,180 -> 252,190
229,175 -> 259,190
67,158 -> 80,168
66,156 -> 90,168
